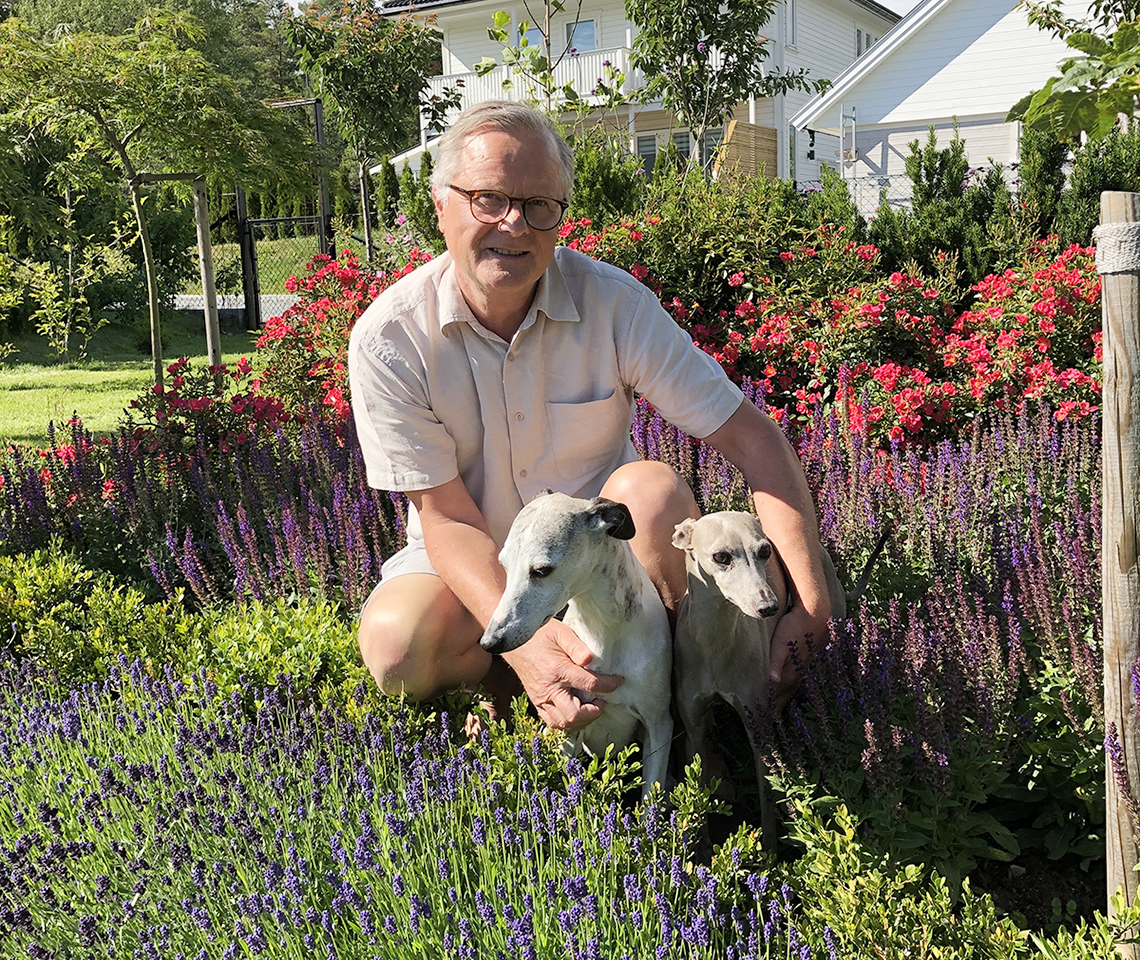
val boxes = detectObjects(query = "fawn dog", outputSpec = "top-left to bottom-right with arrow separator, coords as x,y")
672,511 -> 847,841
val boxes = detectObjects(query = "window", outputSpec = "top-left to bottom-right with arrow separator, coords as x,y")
637,135 -> 657,176
565,19 -> 596,52
856,28 -> 878,56
521,25 -> 543,49
786,0 -> 797,47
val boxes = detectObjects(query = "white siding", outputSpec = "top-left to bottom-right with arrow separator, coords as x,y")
850,115 -> 1019,178
787,0 -> 897,181
439,0 -> 628,75
848,0 -> 1082,127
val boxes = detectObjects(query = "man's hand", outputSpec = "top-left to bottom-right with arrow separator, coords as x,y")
501,619 -> 624,731
769,604 -> 829,710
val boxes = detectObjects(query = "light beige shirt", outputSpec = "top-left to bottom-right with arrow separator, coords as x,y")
348,246 -> 744,552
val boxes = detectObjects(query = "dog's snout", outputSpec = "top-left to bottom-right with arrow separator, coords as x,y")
757,603 -> 780,619
480,631 -> 506,654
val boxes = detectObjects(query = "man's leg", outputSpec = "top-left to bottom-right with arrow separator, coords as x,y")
358,573 -> 520,706
601,460 -> 699,621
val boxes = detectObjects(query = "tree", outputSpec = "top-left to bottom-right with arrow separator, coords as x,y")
625,0 -> 828,174
284,0 -> 448,256
1008,0 -> 1140,140
0,12 -> 314,385
13,0 -> 305,102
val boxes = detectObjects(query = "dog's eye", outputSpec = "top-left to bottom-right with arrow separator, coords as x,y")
757,543 -> 772,560
530,565 -> 554,580
711,551 -> 732,567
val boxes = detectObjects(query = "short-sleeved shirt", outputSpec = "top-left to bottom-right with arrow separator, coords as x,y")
348,246 -> 744,580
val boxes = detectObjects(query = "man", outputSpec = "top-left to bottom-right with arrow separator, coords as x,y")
348,101 -> 831,732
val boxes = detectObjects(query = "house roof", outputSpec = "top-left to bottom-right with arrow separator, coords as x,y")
381,0 -> 901,22
790,0 -> 952,135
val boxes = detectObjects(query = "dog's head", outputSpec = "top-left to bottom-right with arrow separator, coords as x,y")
480,492 -> 636,654
672,511 -> 783,619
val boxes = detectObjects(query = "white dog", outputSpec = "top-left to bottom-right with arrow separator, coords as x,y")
480,491 -> 673,798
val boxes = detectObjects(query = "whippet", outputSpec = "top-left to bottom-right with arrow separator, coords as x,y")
480,491 -> 673,798
671,510 -> 847,842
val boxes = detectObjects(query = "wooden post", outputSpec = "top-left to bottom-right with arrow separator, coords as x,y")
1101,190 -> 1140,954
192,179 -> 223,386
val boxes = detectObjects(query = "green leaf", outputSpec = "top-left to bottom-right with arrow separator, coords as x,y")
1066,31 -> 1113,57
475,56 -> 499,76
492,10 -> 511,28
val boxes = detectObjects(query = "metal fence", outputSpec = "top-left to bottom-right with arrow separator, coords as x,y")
796,174 -> 913,220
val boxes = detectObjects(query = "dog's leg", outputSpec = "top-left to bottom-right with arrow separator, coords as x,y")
749,737 -> 778,850
639,712 -> 673,799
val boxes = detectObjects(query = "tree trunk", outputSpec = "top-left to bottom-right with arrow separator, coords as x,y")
129,182 -> 163,387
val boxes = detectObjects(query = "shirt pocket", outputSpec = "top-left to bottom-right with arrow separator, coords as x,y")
546,388 -> 631,481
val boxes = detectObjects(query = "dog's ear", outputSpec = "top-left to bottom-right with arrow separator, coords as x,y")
586,498 -> 636,540
671,518 -> 696,552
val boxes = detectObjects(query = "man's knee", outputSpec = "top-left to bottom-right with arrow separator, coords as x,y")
358,579 -> 480,700
603,460 -> 697,522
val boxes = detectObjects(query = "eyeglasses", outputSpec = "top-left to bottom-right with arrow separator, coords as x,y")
449,184 -> 569,232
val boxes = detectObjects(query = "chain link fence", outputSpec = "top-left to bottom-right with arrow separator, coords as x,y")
796,174 -> 913,219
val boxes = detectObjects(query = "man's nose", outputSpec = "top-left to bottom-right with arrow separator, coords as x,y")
498,200 -> 530,232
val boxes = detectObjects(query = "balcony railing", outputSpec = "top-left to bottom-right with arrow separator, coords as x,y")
424,46 -> 642,131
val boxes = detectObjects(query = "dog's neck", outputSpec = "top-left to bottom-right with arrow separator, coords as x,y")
683,563 -> 752,640
565,540 -> 642,655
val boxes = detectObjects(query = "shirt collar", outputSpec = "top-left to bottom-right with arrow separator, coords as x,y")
438,249 -> 582,337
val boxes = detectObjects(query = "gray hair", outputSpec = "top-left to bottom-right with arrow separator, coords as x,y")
430,101 -> 575,205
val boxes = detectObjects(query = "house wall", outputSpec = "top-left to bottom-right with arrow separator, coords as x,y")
851,115 -> 1019,178
849,0 -> 1082,128
439,0 -> 629,76
409,0 -> 899,176
785,0 -> 898,182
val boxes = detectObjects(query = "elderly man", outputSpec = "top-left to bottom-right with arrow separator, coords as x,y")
348,100 -> 831,732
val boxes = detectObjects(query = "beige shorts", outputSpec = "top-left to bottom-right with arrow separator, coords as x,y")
363,539 -> 438,612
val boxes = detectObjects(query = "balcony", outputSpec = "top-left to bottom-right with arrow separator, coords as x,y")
424,45 -> 643,132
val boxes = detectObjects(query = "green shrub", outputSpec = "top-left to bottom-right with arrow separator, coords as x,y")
374,154 -> 401,228
398,152 -> 444,252
567,130 -> 646,226
867,126 -> 1018,298
0,542 -> 200,682
1055,123 -> 1140,246
1014,126 -> 1069,240
185,594 -> 370,710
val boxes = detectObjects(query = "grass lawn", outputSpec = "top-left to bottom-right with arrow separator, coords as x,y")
0,310 -> 259,448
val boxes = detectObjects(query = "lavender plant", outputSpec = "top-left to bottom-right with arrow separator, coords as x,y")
634,394 -> 1104,886
0,657 -> 820,959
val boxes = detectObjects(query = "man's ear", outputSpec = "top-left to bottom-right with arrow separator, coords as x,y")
586,498 -> 636,540
672,518 -> 697,552
433,187 -> 446,229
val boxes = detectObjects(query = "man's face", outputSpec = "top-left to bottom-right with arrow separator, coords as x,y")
435,127 -> 566,323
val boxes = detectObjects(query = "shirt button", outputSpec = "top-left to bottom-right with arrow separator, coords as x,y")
514,412 -> 524,421
519,469 -> 528,478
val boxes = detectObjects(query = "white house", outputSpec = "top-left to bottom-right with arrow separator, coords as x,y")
375,0 -> 900,180
789,0 -> 1090,211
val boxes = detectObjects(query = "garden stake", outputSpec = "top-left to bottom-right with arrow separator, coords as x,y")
1098,189 -> 1140,958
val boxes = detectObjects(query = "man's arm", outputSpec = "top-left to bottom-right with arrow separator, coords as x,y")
701,400 -> 831,706
409,476 -> 623,729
